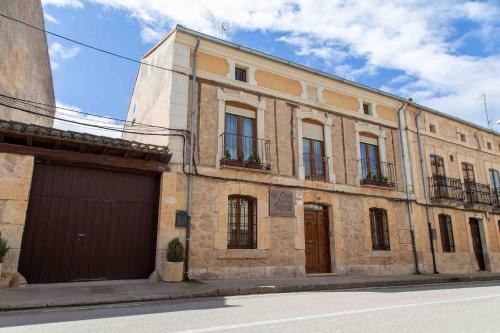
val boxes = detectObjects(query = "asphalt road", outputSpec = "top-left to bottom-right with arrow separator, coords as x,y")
1,281 -> 500,333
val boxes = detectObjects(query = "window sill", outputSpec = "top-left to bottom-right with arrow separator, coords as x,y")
211,249 -> 270,259
370,250 -> 394,258
220,162 -> 271,173
361,182 -> 395,189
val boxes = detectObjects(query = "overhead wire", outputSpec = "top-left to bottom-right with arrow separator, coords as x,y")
0,93 -> 186,133
0,12 -> 189,77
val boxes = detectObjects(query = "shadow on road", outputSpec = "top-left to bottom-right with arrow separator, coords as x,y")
0,296 -> 236,328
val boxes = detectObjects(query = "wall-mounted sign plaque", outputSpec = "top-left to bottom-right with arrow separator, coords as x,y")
269,190 -> 295,217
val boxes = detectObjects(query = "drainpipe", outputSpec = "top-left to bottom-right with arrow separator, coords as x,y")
415,109 -> 438,274
397,102 -> 420,274
185,37 -> 200,280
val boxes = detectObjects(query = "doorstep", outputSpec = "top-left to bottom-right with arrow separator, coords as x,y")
306,273 -> 339,277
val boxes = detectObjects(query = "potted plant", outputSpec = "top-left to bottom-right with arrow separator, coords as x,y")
163,238 -> 184,282
0,232 -> 9,278
224,148 -> 231,160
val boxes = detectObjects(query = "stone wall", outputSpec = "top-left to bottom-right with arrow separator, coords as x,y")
0,0 -> 55,127
152,165 -> 419,280
0,153 -> 34,274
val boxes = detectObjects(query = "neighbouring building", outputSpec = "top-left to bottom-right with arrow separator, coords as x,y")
0,119 -> 172,286
123,25 -> 500,280
0,0 -> 55,127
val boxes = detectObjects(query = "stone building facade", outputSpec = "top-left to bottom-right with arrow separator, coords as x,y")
124,26 -> 500,280
0,0 -> 55,127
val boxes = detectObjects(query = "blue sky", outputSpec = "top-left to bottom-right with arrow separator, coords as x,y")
40,0 -> 500,131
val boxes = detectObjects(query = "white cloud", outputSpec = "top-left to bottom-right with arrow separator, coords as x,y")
140,26 -> 166,44
44,0 -> 500,126
44,13 -> 60,24
53,102 -> 123,138
48,42 -> 80,70
42,0 -> 84,9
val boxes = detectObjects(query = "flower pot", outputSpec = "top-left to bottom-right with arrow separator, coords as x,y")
163,261 -> 184,282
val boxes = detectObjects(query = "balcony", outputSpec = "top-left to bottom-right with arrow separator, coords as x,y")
360,159 -> 395,188
220,133 -> 271,171
429,176 -> 465,202
492,188 -> 500,209
303,154 -> 328,182
463,180 -> 493,206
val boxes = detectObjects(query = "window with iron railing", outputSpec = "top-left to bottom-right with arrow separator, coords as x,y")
303,138 -> 327,181
463,180 -> 493,205
439,214 -> 455,252
428,176 -> 464,201
227,195 -> 257,249
370,208 -> 390,251
359,139 -> 395,188
221,109 -> 270,171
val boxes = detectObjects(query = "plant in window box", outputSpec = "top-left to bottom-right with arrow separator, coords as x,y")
378,175 -> 388,183
0,232 -> 9,278
224,148 -> 231,161
247,153 -> 262,169
163,238 -> 185,282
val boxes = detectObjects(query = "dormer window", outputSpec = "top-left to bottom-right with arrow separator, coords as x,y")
362,102 -> 373,116
235,67 -> 247,82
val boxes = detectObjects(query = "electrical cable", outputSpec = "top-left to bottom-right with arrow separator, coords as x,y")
0,12 -> 189,77
0,93 -> 187,134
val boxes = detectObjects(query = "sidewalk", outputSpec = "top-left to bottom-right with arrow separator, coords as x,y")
1,272 -> 500,312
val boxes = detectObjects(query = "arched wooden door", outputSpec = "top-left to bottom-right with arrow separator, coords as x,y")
304,204 -> 331,273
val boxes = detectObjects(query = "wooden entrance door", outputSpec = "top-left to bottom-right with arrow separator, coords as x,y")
469,218 -> 486,271
304,205 -> 331,273
18,162 -> 160,284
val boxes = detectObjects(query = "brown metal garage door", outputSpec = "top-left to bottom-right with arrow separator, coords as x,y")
18,162 -> 160,284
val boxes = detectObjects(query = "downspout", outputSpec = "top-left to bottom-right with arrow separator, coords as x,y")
185,37 -> 200,280
415,109 -> 438,274
397,102 -> 420,274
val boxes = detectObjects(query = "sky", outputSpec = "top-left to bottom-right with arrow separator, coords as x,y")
39,0 -> 500,133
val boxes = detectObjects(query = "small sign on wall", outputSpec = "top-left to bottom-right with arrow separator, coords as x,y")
175,211 -> 188,228
269,190 -> 295,217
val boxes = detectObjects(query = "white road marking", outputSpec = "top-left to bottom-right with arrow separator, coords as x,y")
170,294 -> 500,333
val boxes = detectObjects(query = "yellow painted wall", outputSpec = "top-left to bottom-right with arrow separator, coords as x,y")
323,89 -> 359,112
255,69 -> 302,97
194,51 -> 229,76
377,105 -> 397,122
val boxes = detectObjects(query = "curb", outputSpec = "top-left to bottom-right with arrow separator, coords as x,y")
1,275 -> 500,312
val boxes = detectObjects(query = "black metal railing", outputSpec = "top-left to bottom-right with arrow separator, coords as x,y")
492,188 -> 500,208
360,159 -> 395,188
303,154 -> 328,182
220,133 -> 271,171
429,175 -> 464,201
463,180 -> 493,205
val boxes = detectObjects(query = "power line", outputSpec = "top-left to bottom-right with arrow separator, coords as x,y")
0,12 -> 189,77
0,101 -> 183,137
0,93 -> 187,133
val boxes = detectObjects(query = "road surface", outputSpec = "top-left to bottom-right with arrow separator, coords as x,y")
1,281 -> 500,332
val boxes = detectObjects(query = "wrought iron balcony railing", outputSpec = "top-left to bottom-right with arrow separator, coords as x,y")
428,175 -> 464,201
360,159 -> 395,188
463,180 -> 493,205
491,187 -> 500,208
303,153 -> 328,182
220,133 -> 271,171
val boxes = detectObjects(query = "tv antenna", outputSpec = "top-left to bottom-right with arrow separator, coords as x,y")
477,92 -> 492,131
220,23 -> 230,39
